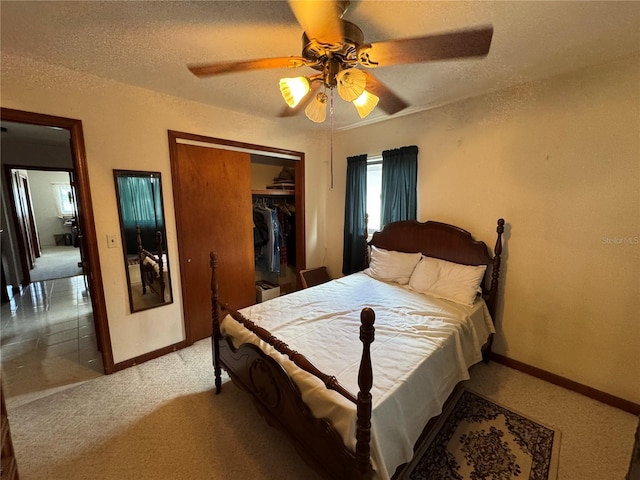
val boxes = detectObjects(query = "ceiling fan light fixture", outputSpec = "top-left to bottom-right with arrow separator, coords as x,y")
336,67 -> 366,102
353,89 -> 379,118
279,76 -> 310,108
305,91 -> 328,123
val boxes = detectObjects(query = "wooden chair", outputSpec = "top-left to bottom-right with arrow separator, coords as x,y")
299,266 -> 331,289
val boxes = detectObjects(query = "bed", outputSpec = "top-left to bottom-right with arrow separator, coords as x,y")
209,218 -> 505,479
136,224 -> 166,301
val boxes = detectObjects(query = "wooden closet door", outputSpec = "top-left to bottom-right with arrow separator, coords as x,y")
173,143 -> 255,343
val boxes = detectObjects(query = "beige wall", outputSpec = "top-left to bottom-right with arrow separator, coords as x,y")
327,56 -> 640,404
1,53 -> 330,364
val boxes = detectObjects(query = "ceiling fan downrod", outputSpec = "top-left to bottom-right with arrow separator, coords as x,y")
323,57 -> 341,89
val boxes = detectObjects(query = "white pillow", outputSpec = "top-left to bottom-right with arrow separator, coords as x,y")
409,256 -> 487,306
363,246 -> 422,285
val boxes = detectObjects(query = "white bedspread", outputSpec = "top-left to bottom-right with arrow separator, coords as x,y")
220,272 -> 495,479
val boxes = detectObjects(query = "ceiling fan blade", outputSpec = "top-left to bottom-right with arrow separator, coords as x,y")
362,71 -> 409,116
188,57 -> 310,77
360,26 -> 493,68
288,0 -> 344,44
278,80 -> 322,117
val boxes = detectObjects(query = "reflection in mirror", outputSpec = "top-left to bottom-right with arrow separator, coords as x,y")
114,170 -> 173,312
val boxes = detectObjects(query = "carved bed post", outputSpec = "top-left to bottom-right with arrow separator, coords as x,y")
356,307 -> 375,479
155,231 -> 165,299
209,252 -> 223,394
136,225 -> 147,294
363,213 -> 370,269
483,219 -> 505,362
487,218 -> 505,316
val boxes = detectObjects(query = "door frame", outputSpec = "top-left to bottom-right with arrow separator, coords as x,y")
168,130 -> 306,345
1,107 -> 114,373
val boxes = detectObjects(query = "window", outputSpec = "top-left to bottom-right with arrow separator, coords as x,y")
366,155 -> 382,234
53,183 -> 74,216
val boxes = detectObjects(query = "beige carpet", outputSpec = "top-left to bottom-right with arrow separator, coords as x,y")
7,339 -> 322,480
6,339 -> 638,480
29,246 -> 82,282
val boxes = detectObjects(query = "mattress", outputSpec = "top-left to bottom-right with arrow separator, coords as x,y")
220,272 -> 495,479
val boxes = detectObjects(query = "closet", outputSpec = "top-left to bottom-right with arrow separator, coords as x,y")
169,131 -> 305,344
251,155 -> 299,297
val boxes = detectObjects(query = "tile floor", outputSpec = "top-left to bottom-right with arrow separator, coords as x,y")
0,275 -> 103,409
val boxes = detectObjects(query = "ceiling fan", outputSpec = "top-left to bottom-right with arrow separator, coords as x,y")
188,0 -> 493,123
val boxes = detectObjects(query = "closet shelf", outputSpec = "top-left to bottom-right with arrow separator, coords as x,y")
252,189 -> 295,196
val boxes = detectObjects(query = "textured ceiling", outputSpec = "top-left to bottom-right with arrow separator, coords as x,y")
1,1 -> 640,133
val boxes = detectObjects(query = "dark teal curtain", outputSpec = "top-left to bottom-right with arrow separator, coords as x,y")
117,175 -> 164,255
381,145 -> 418,226
342,154 -> 368,275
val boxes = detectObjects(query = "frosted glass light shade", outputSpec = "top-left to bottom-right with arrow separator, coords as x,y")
353,90 -> 379,118
305,92 -> 328,123
336,68 -> 366,102
279,77 -> 310,108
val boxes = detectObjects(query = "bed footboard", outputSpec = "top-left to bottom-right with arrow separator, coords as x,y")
218,338 -> 371,479
210,253 -> 374,480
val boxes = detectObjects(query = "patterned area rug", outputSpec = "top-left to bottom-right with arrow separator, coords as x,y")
399,388 -> 561,480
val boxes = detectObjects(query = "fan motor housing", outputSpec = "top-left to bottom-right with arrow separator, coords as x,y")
302,20 -> 364,70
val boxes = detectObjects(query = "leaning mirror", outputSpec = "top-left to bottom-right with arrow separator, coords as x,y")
114,170 -> 173,312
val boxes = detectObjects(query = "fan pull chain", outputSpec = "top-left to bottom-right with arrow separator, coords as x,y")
330,89 -> 334,190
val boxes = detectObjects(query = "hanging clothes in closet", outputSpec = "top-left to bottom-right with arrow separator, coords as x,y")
253,200 -> 282,273
276,201 -> 296,267
278,201 -> 297,268
253,198 -> 296,273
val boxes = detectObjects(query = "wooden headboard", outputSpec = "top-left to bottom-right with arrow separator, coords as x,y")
369,219 -> 505,319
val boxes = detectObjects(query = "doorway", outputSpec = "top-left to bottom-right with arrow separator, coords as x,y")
0,108 -> 113,408
6,167 -> 84,283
